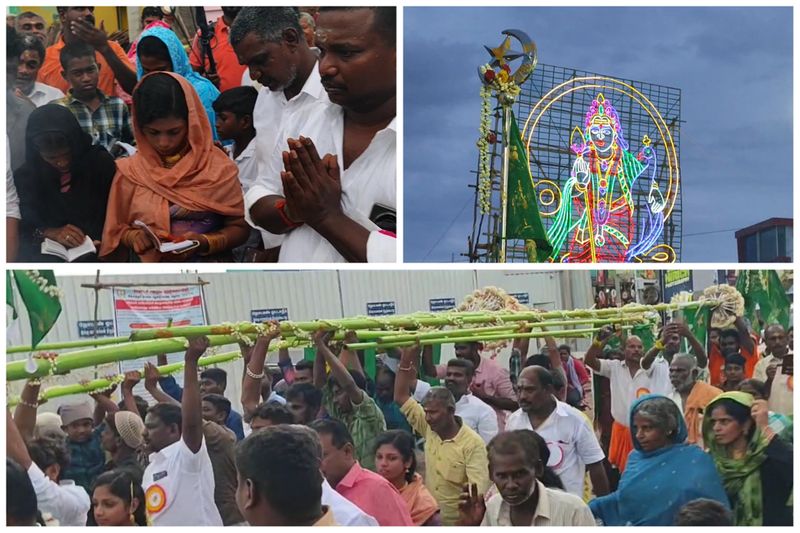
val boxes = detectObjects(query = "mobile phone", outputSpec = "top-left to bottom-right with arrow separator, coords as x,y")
369,203 -> 396,232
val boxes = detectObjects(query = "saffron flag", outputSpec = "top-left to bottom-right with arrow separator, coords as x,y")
505,112 -> 553,262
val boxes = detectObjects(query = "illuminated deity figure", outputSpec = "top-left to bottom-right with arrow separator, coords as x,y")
547,94 -> 665,262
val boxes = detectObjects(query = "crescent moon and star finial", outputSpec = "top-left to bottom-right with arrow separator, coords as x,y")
478,29 -> 537,87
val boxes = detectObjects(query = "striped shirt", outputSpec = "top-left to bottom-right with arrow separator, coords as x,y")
51,90 -> 134,153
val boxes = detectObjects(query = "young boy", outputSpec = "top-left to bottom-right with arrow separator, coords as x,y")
212,86 -> 282,261
57,402 -> 106,494
721,353 -> 746,392
52,41 -> 134,154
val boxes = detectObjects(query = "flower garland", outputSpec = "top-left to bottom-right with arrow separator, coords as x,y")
477,64 -> 522,214
25,270 -> 64,299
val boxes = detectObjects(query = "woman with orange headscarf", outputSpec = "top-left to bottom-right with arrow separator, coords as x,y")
100,72 -> 248,262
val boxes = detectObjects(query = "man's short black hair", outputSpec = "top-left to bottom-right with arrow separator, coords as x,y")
285,383 -> 323,412
523,353 -> 552,370
295,360 -> 314,373
309,418 -> 354,449
27,436 -> 70,473
557,344 -> 571,354
7,458 -> 38,525
236,426 -> 323,523
447,357 -> 475,378
675,498 -> 733,526
212,86 -> 258,119
724,353 -> 746,367
148,403 -> 182,431
202,393 -> 232,419
59,41 -> 95,71
200,368 -> 227,389
118,394 -> 149,421
318,7 -> 395,46
7,26 -> 22,61
253,402 -> 294,425
719,329 -> 741,344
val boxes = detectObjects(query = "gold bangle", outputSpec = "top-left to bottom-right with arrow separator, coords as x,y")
398,363 -> 415,372
654,340 -> 665,350
200,232 -> 228,256
592,339 -> 603,349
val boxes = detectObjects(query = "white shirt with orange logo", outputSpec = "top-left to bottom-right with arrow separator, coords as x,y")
596,358 -> 669,426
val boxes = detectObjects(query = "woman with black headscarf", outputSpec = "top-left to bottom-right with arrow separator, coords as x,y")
14,104 -> 116,261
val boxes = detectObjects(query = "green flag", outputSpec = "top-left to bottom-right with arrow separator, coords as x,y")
11,270 -> 62,349
632,323 -> 656,352
736,270 -> 790,330
505,111 -> 553,262
682,305 -> 710,353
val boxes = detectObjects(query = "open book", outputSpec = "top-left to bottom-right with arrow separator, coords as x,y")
133,220 -> 199,254
41,236 -> 96,262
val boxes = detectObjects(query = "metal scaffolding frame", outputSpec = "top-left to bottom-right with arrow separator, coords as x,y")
466,63 -> 683,263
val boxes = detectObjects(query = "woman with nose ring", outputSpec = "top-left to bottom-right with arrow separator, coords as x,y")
14,104 -> 115,261
100,72 -> 249,262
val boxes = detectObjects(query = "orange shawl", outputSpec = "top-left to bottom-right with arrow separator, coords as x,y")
685,381 -> 722,446
100,72 -> 243,261
399,474 -> 439,526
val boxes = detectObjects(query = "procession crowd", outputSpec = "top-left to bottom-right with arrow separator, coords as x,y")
6,306 -> 793,526
6,6 -> 396,264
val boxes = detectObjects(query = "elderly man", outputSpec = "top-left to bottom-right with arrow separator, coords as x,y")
584,329 -> 668,473
753,324 -> 790,381
642,321 -> 708,393
667,353 -> 722,447
395,345 -> 490,525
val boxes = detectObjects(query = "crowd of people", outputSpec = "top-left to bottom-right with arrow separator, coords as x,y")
6,6 -> 397,263
6,306 -> 793,526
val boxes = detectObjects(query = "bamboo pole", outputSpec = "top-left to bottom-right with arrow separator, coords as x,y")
346,325 -> 635,350
7,336 -> 131,354
7,351 -> 242,407
128,301 -> 716,341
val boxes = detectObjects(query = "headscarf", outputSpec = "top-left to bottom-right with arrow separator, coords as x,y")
702,391 -> 770,526
99,72 -> 243,261
399,473 -> 439,526
134,26 -> 219,138
589,394 -> 730,525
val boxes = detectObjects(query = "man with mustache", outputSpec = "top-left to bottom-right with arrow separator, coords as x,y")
505,366 -> 609,498
235,7 -> 397,262
37,7 -> 136,96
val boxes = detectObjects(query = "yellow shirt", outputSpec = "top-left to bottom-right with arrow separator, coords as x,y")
400,398 -> 490,525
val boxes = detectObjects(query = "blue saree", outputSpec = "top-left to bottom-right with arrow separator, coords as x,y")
589,394 -> 730,525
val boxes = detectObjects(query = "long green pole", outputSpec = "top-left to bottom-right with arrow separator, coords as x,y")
128,301 -> 716,341
345,325 -> 635,350
7,336 -> 131,354
7,351 -> 243,407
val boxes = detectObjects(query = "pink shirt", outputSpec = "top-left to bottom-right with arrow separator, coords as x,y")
437,356 -> 517,430
335,463 -> 414,526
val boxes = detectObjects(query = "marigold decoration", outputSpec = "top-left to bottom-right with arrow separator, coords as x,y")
477,79 -> 493,213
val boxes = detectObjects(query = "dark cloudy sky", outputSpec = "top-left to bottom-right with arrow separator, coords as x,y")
403,7 -> 792,262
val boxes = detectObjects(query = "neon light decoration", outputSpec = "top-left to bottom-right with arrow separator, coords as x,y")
523,76 -> 680,263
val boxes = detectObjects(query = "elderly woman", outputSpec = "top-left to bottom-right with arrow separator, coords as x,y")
703,391 -> 793,526
589,394 -> 729,525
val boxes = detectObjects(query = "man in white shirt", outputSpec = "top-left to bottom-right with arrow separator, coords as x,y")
584,330 -> 667,473
754,324 -> 790,381
506,366 -> 609,498
458,430 -> 596,527
231,7 -> 327,257
15,35 -> 65,107
142,337 -> 223,526
444,358 -> 498,443
239,7 -> 397,262
7,410 -> 90,526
